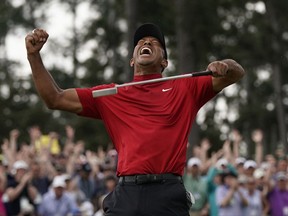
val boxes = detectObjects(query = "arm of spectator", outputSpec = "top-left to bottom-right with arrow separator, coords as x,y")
218,178 -> 238,207
38,150 -> 57,180
222,139 -> 233,163
206,152 -> 220,185
9,129 -> 20,158
27,183 -> 39,202
217,186 -> 235,207
231,129 -> 242,160
1,139 -> 14,170
252,129 -> 264,165
206,165 -> 218,189
237,188 -> 248,206
63,125 -> 75,156
0,166 -> 6,192
65,125 -> 75,145
264,167 -> 274,193
66,141 -> 84,175
86,150 -> 102,176
261,191 -> 270,216
28,126 -> 41,149
199,138 -> 211,173
5,172 -> 32,202
199,138 -> 210,163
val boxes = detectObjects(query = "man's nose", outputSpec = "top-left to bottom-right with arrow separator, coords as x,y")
143,40 -> 152,45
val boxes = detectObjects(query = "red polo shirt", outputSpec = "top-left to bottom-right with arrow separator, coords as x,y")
76,73 -> 216,176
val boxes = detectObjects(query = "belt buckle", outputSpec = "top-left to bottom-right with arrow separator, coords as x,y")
136,175 -> 147,184
136,174 -> 162,184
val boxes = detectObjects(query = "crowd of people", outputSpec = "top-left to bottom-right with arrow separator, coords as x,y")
0,126 -> 287,216
0,125 -> 118,216
183,129 -> 288,216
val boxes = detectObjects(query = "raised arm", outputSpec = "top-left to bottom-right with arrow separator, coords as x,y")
207,59 -> 245,92
25,28 -> 82,113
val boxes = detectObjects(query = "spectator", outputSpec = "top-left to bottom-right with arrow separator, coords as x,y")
29,126 -> 61,155
216,170 -> 248,216
183,157 -> 209,216
75,162 -> 96,200
242,176 -> 263,216
63,174 -> 86,205
216,158 -> 229,171
103,174 -> 118,195
267,171 -> 288,216
234,157 -> 246,175
277,158 -> 288,172
38,175 -> 79,216
30,160 -> 52,196
206,154 -> 237,216
243,160 -> 257,177
3,160 -> 40,216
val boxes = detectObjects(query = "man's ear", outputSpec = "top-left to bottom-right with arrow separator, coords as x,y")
130,58 -> 134,67
161,59 -> 168,69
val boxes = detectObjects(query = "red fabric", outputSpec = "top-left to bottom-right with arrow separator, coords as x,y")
76,73 -> 216,176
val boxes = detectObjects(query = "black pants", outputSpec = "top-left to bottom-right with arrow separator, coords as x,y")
103,178 -> 190,216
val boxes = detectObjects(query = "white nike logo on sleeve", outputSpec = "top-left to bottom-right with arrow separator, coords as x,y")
162,88 -> 172,92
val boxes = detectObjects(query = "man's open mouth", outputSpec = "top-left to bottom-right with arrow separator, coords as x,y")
140,47 -> 152,55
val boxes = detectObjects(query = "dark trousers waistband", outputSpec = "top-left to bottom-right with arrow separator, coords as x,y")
119,173 -> 182,184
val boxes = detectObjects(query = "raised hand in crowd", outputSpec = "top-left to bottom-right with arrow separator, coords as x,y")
230,128 -> 242,159
252,129 -> 264,165
9,129 -> 19,155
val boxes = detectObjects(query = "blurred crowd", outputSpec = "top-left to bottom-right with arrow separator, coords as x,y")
0,126 -> 287,216
0,125 -> 118,216
183,129 -> 288,216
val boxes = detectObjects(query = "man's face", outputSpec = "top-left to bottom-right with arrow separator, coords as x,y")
54,187 -> 64,198
131,36 -> 167,72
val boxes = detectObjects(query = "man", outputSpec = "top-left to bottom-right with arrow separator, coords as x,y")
183,157 -> 209,216
25,23 -> 245,216
3,160 -> 39,215
38,175 -> 79,216
216,170 -> 248,216
267,171 -> 288,216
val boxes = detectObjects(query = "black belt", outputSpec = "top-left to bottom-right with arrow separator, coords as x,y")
119,173 -> 182,184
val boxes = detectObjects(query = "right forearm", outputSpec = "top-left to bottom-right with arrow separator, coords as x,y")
28,53 -> 62,108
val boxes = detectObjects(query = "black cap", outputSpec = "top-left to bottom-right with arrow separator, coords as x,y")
134,23 -> 168,59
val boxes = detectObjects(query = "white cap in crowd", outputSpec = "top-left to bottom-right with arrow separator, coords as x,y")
253,168 -> 265,179
52,176 -> 66,188
79,201 -> 94,215
13,160 -> 28,170
244,160 -> 257,170
187,157 -> 202,168
235,157 -> 246,165
216,158 -> 228,170
276,172 -> 287,181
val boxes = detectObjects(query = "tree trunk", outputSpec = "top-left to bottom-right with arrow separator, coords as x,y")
175,0 -> 199,158
266,0 -> 287,151
124,0 -> 138,82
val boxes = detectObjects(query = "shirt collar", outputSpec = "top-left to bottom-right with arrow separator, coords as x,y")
133,73 -> 162,82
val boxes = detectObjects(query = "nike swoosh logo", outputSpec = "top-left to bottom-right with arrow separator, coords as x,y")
162,88 -> 172,92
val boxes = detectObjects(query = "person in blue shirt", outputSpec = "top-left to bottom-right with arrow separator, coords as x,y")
38,175 -> 79,216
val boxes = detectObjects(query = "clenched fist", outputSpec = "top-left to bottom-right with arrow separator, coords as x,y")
25,28 -> 49,55
207,61 -> 229,77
